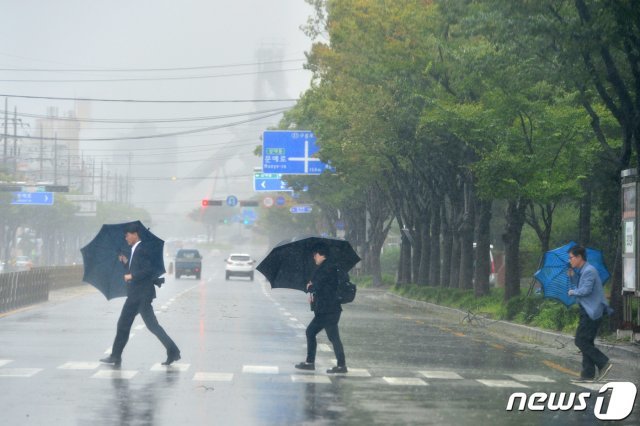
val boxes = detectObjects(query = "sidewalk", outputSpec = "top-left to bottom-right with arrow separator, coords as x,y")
383,292 -> 640,364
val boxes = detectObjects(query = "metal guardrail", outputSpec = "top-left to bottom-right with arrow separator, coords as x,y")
0,265 -> 85,314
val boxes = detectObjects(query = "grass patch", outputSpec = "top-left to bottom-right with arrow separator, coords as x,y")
385,281 -> 600,335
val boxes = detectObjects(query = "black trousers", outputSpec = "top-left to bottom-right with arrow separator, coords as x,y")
111,296 -> 179,358
574,305 -> 609,379
306,311 -> 345,366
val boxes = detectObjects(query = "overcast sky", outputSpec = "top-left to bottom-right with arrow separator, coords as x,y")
1,0 -> 315,233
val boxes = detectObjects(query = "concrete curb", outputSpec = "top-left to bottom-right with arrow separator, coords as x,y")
384,292 -> 640,362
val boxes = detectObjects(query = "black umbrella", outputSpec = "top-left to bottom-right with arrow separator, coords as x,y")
257,235 -> 361,291
80,220 -> 165,300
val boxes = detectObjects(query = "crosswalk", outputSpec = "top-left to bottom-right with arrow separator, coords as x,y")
0,358 -> 602,390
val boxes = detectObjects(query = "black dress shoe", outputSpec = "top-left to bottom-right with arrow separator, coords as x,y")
326,365 -> 347,374
294,362 -> 315,371
162,352 -> 181,366
99,356 -> 122,366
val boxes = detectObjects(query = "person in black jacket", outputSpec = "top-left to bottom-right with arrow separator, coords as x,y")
295,243 -> 347,374
100,223 -> 180,366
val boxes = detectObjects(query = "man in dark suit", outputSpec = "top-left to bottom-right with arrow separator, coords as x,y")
100,223 -> 181,366
294,243 -> 347,374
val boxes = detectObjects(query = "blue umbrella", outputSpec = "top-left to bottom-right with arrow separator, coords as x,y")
534,241 -> 610,306
80,220 -> 165,300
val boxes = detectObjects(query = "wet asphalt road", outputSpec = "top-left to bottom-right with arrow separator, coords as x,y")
1,260 -> 638,425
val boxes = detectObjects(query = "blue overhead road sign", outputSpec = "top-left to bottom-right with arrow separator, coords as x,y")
253,173 -> 292,192
11,192 -> 54,205
262,130 -> 332,175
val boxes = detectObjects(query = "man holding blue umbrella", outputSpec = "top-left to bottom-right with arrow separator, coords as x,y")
567,245 -> 613,382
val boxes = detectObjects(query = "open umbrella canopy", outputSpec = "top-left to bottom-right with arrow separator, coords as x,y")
257,235 -> 361,292
534,241 -> 610,306
80,220 -> 165,300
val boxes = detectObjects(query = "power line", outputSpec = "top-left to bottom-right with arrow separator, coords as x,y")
0,67 -> 304,83
1,106 -> 290,124
0,58 -> 305,72
0,93 -> 298,104
0,111 -> 284,141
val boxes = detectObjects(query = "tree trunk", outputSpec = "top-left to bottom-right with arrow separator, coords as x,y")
578,185 -> 592,246
397,228 -> 412,285
410,224 -> 421,284
440,202 -> 453,288
474,199 -> 492,297
503,199 -> 527,301
429,201 -> 441,286
417,221 -> 431,285
459,184 -> 475,290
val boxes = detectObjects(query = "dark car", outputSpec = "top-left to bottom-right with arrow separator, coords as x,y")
175,249 -> 202,280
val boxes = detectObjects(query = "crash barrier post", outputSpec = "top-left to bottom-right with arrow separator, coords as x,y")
0,265 -> 85,314
0,269 -> 50,314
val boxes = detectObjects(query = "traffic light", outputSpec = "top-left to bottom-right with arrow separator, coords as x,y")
202,199 -> 222,206
240,200 -> 259,207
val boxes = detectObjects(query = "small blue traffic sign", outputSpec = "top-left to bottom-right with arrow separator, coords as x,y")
253,173 -> 292,192
226,195 -> 238,207
276,196 -> 286,206
11,192 -> 54,205
290,205 -> 313,214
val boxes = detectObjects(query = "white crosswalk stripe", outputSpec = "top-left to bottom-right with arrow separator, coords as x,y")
419,370 -> 463,380
58,362 -> 100,370
91,370 -> 138,380
242,365 -> 279,374
383,377 -> 428,386
0,361 -> 577,390
476,379 -> 529,388
0,368 -> 42,377
291,374 -> 332,384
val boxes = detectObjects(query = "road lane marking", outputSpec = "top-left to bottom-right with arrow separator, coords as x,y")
542,360 -> 580,377
242,365 -> 279,374
571,381 -> 603,390
318,343 -> 332,352
134,324 -> 146,330
57,362 -> 100,370
0,368 -> 42,377
91,370 -> 138,380
476,379 -> 529,388
507,374 -> 555,383
0,359 -> 13,367
150,363 -> 190,371
193,372 -> 234,382
291,375 -> 331,384
383,377 -> 427,386
419,371 -> 463,380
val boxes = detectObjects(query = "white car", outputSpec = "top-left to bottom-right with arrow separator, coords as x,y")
225,254 -> 255,281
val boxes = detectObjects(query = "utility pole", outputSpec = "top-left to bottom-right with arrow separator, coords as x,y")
13,106 -> 17,177
67,146 -> 71,188
100,162 -> 104,201
3,97 -> 7,167
80,152 -> 85,193
91,159 -> 95,195
39,124 -> 43,181
127,151 -> 132,205
53,133 -> 58,184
